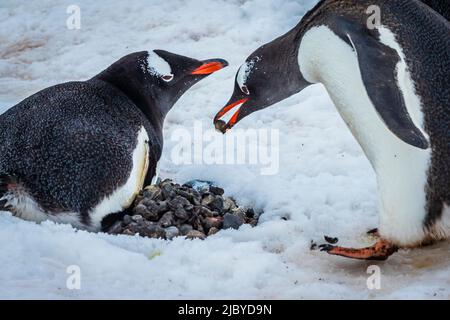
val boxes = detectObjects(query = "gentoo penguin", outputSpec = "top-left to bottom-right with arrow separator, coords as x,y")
0,50 -> 227,231
214,0 -> 450,260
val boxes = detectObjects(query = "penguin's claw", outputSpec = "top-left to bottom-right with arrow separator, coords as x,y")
367,228 -> 380,237
319,244 -> 335,252
319,239 -> 398,261
324,235 -> 339,244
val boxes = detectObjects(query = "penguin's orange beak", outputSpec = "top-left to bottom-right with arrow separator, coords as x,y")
213,98 -> 249,133
191,60 -> 228,75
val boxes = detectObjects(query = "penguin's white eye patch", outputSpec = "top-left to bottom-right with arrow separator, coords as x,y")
236,57 -> 260,94
146,50 -> 174,82
236,63 -> 250,89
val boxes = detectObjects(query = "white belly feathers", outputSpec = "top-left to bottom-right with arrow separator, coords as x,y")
298,25 -> 432,246
89,126 -> 149,229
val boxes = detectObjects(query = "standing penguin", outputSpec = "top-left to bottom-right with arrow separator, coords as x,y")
0,50 -> 227,231
214,0 -> 449,260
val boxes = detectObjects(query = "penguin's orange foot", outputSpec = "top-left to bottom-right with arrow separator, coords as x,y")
319,239 -> 398,261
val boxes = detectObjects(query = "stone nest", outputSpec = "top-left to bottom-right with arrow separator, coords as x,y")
106,179 -> 259,240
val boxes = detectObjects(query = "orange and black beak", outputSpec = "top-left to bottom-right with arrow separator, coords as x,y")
213,97 -> 249,133
191,59 -> 228,75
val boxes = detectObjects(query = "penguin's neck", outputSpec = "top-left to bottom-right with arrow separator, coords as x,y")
94,68 -> 170,142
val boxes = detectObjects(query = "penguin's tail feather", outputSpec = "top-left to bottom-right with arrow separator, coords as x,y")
0,174 -> 17,210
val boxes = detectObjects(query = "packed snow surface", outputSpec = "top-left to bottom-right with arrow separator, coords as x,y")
0,0 -> 449,299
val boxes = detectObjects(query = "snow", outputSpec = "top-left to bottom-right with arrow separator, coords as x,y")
1,0 -> 450,299
0,101 -> 9,115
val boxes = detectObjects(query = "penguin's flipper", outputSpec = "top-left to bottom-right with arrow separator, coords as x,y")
319,239 -> 398,261
336,18 -> 429,149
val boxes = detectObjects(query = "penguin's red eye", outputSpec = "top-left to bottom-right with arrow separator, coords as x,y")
162,75 -> 174,82
241,85 -> 250,95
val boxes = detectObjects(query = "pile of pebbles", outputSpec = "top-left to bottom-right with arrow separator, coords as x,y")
106,179 -> 259,240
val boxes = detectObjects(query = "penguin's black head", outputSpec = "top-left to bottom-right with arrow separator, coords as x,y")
96,50 -> 228,120
213,40 -> 310,133
145,50 -> 228,109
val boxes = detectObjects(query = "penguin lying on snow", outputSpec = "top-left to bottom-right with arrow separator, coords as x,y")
214,0 -> 450,260
0,50 -> 228,231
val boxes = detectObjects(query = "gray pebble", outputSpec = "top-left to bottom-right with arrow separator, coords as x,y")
209,196 -> 224,213
143,185 -> 162,201
203,216 -> 223,231
192,197 -> 201,206
201,194 -> 215,207
133,204 -> 148,216
165,226 -> 180,240
200,206 -> 215,217
131,214 -> 143,223
186,230 -> 206,240
176,189 -> 191,199
159,211 -> 174,228
179,224 -> 193,235
123,229 -> 135,236
123,215 -> 132,225
174,208 -> 189,221
138,224 -> 166,239
208,227 -> 219,236
161,184 -> 176,199
210,186 -> 224,196
134,203 -> 159,221
183,180 -> 212,193
223,197 -> 237,211
223,213 -> 244,230
168,195 -> 191,210
156,201 -> 169,214
231,208 -> 247,221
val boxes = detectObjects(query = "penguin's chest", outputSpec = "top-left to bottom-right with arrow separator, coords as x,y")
298,25 -> 432,245
89,127 -> 150,229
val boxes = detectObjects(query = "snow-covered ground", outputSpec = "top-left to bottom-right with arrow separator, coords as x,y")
1,0 -> 449,299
